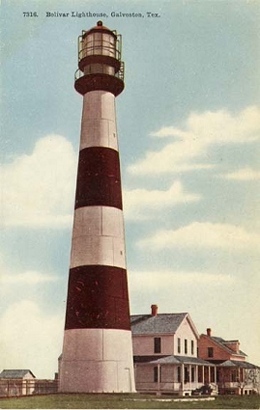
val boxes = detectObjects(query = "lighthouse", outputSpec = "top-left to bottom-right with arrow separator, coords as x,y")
59,21 -> 135,393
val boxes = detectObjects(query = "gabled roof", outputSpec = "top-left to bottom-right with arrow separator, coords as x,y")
131,312 -> 200,339
0,369 -> 36,379
131,312 -> 188,335
210,336 -> 247,357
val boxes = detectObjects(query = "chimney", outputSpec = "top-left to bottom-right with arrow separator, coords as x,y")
207,328 -> 212,337
151,304 -> 158,316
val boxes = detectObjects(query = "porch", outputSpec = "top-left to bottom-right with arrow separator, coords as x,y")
134,355 -> 218,396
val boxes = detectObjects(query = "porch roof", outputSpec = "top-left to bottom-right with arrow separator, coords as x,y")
148,355 -> 214,366
218,360 -> 260,369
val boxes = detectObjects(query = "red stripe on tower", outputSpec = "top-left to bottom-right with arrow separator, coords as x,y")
59,21 -> 135,393
75,147 -> 123,209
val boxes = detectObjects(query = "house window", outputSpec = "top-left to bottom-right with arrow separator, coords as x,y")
177,338 -> 181,353
230,369 -> 239,383
210,366 -> 215,382
231,370 -> 236,382
153,366 -> 161,382
191,367 -> 195,382
216,368 -> 220,383
154,337 -> 161,353
177,366 -> 181,382
154,367 -> 158,382
191,340 -> 194,355
198,366 -> 203,383
208,347 -> 214,358
184,339 -> 188,354
184,367 -> 189,383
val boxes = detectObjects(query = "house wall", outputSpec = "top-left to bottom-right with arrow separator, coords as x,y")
198,335 -> 245,361
229,355 -> 246,362
23,372 -> 35,380
22,373 -> 35,395
174,318 -> 197,356
132,334 -> 174,356
135,365 -> 181,392
199,335 -> 230,361
132,317 -> 198,357
134,364 -> 207,395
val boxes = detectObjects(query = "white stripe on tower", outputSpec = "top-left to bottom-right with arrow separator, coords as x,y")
59,21 -> 135,393
80,91 -> 119,151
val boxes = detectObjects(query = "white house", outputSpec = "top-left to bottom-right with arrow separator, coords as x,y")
0,369 -> 36,397
131,305 -> 217,396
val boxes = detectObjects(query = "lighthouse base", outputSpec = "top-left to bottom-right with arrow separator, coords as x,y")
58,328 -> 135,393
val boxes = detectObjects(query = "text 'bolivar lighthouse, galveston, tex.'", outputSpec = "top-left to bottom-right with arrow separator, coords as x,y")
45,11 -> 159,18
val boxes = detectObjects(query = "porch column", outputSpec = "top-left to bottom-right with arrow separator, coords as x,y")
208,366 -> 211,383
181,363 -> 185,394
202,365 -> 204,384
195,365 -> 198,384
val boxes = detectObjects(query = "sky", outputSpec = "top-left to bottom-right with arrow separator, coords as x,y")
0,0 -> 259,379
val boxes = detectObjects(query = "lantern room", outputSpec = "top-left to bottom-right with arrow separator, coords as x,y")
75,21 -> 125,96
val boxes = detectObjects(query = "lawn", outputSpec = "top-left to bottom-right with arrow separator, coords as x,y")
0,394 -> 259,409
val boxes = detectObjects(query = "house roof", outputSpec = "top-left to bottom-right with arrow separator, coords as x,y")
0,369 -> 36,379
131,312 -> 198,336
218,360 -> 260,369
210,336 -> 247,357
148,355 -> 215,366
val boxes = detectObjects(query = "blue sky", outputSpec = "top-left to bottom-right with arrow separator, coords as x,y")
1,0 -> 259,378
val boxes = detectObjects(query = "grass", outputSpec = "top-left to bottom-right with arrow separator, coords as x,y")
0,393 -> 259,409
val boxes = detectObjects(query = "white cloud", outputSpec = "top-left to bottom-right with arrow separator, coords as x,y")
221,167 -> 260,181
151,106 -> 260,144
1,134 -> 77,228
137,222 -> 260,251
123,180 -> 201,220
1,271 -> 58,285
0,300 -> 63,379
128,138 -> 212,175
0,255 -> 62,378
129,269 -> 234,291
0,252 -> 58,286
128,106 -> 260,175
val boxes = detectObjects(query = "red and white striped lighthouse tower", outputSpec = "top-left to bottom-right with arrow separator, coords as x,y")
59,21 -> 135,393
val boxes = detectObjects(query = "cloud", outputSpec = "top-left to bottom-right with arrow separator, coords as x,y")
128,269 -> 237,319
0,255 -> 62,378
123,180 -> 201,220
1,134 -> 77,228
129,269 -> 234,291
1,271 -> 58,285
137,222 -> 260,251
128,106 -> 260,175
220,167 -> 260,181
0,253 -> 60,309
151,105 -> 260,144
0,300 -> 63,379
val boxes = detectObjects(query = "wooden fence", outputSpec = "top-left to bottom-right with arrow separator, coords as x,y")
0,379 -> 58,397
